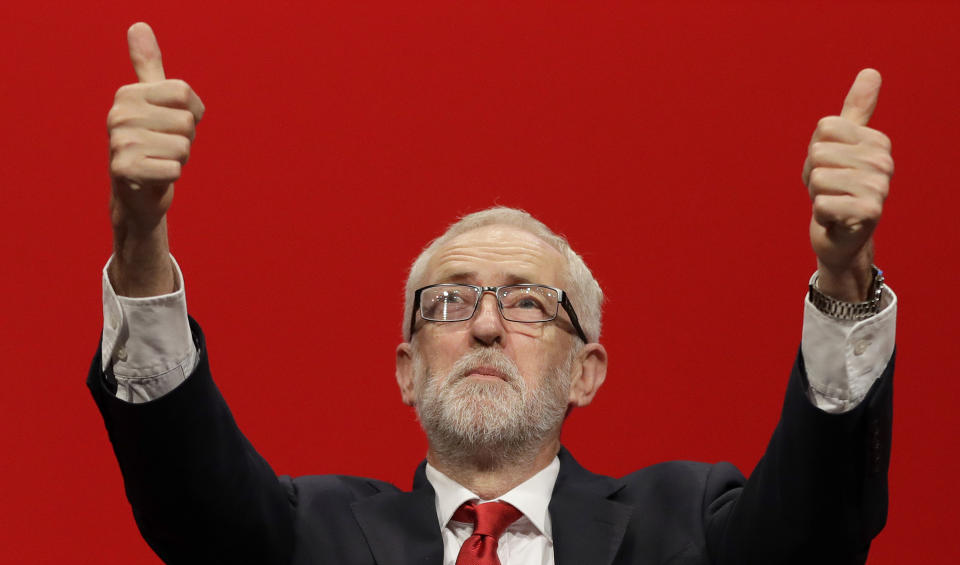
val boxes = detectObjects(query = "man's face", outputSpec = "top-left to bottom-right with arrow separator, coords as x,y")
402,224 -> 580,462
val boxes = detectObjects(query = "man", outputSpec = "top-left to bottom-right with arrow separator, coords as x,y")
90,22 -> 896,564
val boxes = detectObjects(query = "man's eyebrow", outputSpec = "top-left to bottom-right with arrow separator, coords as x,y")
432,272 -> 539,285
435,271 -> 477,284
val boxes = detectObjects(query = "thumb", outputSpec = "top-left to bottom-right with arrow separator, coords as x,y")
127,22 -> 165,83
840,68 -> 882,126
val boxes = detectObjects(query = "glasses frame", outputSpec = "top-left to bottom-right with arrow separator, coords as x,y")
410,283 -> 589,343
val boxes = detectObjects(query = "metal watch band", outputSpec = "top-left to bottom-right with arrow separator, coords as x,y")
809,266 -> 885,321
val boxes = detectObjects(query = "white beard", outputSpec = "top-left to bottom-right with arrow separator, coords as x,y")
412,347 -> 574,469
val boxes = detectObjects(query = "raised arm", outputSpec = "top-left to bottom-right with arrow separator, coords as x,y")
707,69 -> 896,564
804,68 -> 892,300
107,22 -> 204,298
92,27 -> 297,562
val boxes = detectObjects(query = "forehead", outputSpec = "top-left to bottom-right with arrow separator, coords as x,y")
425,224 -> 567,286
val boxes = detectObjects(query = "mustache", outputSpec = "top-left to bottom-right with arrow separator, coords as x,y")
445,349 -> 524,391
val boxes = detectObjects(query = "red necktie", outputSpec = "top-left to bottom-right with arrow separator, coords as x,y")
453,500 -> 524,565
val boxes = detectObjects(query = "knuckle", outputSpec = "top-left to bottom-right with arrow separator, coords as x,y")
816,116 -> 840,137
811,194 -> 831,216
177,111 -> 196,133
868,153 -> 895,176
113,83 -> 142,103
876,177 -> 891,199
862,173 -> 889,198
808,167 -> 826,189
110,154 -> 133,177
177,136 -> 192,162
869,171 -> 888,190
114,84 -> 133,100
108,129 -> 133,152
809,142 -> 827,163
106,106 -> 129,129
861,200 -> 883,221
170,79 -> 192,103
875,132 -> 893,152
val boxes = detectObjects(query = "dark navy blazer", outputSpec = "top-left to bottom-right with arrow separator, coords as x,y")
89,318 -> 893,564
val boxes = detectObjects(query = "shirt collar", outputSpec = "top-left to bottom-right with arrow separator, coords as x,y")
425,456 -> 560,539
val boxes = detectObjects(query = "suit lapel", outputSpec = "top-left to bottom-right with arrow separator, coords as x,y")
549,448 -> 632,565
352,450 -> 631,565
351,461 -> 444,565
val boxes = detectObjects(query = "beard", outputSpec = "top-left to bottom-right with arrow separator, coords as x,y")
412,347 -> 574,470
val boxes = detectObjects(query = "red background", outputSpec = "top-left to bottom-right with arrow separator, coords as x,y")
1,1 -> 958,562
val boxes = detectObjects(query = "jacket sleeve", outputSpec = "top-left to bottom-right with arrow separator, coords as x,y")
705,349 -> 894,565
88,317 -> 296,564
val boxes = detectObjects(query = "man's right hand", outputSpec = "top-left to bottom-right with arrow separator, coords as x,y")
107,23 -> 204,296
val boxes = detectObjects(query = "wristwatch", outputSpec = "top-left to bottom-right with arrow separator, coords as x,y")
809,266 -> 885,321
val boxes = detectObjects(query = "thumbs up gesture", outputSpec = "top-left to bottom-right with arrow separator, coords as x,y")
107,23 -> 205,232
803,69 -> 894,301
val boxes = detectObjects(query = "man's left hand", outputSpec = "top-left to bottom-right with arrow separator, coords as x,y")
803,68 -> 893,301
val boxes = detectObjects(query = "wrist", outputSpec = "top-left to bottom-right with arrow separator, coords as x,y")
815,255 -> 874,302
110,217 -> 175,297
809,265 -> 885,321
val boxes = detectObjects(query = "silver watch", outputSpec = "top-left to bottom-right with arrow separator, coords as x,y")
809,266 -> 885,321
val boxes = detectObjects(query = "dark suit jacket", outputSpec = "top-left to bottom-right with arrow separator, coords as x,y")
88,318 -> 893,564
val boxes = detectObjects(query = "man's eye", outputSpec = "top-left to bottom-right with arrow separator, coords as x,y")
438,293 -> 465,304
516,297 -> 542,308
504,294 -> 547,311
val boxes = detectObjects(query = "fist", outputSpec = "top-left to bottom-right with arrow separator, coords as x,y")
803,69 -> 893,278
107,23 -> 205,230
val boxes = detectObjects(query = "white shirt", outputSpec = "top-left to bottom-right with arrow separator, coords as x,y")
426,459 -> 559,565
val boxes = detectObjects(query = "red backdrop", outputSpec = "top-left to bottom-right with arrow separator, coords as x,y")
1,1 -> 957,562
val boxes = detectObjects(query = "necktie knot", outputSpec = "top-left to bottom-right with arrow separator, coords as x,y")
453,499 -> 523,540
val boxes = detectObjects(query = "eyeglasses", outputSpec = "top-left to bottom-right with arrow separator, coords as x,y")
410,283 -> 589,343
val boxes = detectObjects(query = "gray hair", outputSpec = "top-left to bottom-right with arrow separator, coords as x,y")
403,207 -> 603,343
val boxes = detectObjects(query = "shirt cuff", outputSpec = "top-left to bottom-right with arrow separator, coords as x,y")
802,273 -> 897,414
101,254 -> 198,403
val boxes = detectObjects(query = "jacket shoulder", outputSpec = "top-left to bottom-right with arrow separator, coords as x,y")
285,473 -> 401,505
617,460 -> 745,508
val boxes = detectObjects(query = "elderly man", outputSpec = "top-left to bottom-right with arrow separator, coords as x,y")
90,23 -> 896,564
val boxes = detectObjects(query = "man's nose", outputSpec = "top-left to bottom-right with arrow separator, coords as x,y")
470,292 -> 505,346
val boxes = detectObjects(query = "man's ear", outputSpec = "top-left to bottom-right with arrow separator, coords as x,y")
396,342 -> 417,406
568,343 -> 607,408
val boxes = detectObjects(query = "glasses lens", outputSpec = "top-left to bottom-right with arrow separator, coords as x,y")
420,285 -> 478,321
499,285 -> 558,322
